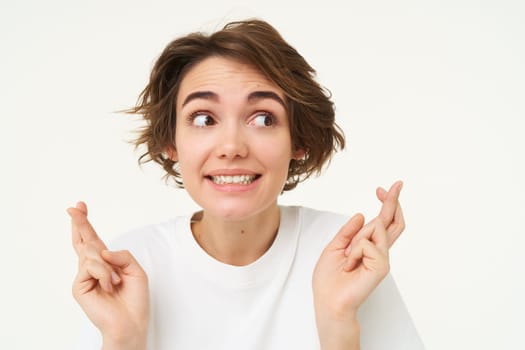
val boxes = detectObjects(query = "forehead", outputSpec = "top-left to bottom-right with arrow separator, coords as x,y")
176,56 -> 285,107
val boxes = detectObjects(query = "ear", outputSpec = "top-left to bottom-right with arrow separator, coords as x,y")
292,148 -> 306,160
165,146 -> 178,161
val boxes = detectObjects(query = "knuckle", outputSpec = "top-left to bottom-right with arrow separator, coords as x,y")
378,259 -> 390,277
72,283 -> 80,301
82,258 -> 98,273
71,275 -> 83,301
83,243 -> 101,259
354,237 -> 366,249
84,258 -> 109,277
371,217 -> 384,230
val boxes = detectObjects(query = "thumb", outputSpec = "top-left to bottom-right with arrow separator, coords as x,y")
327,213 -> 365,251
101,250 -> 145,277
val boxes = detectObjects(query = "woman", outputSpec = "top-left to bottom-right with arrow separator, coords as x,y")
69,19 -> 423,350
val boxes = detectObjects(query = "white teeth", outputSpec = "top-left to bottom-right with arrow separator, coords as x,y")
210,175 -> 257,185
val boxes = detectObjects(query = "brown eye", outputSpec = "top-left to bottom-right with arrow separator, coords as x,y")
192,113 -> 215,127
250,113 -> 274,127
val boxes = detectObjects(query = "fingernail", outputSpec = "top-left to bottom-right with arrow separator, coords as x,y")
111,271 -> 121,284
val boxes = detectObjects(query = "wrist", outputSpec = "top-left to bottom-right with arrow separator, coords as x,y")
102,331 -> 147,350
316,318 -> 360,350
314,302 -> 360,350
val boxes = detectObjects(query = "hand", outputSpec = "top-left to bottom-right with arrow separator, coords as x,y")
312,181 -> 404,349
68,202 -> 149,349
374,181 -> 405,247
341,180 -> 405,257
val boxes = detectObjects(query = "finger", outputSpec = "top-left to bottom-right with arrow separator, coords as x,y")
101,250 -> 146,278
68,207 -> 83,253
376,186 -> 387,202
375,188 -> 406,241
78,242 -> 108,266
77,244 -> 122,284
370,219 -> 389,252
72,272 -> 97,299
378,181 -> 403,228
344,238 -> 389,274
388,204 -> 405,245
344,238 -> 376,272
376,185 -> 401,235
68,202 -> 88,252
345,221 -> 373,256
74,257 -> 115,294
327,214 -> 365,251
67,205 -> 107,253
76,201 -> 88,215
345,218 -> 388,256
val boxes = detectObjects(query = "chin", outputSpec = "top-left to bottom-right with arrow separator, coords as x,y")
209,205 -> 262,222
202,198 -> 279,222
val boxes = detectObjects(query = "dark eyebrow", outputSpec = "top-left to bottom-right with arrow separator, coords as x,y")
180,90 -> 286,108
248,91 -> 286,109
181,91 -> 218,107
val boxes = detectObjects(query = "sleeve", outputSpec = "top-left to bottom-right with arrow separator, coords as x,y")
357,273 -> 425,349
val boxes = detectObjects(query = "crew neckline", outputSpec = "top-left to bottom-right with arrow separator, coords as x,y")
175,206 -> 301,289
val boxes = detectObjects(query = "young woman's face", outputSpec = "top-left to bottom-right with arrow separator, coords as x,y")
170,56 -> 301,221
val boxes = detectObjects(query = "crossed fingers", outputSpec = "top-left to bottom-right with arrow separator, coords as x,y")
343,217 -> 390,273
67,202 -> 120,294
68,201 -> 107,254
376,181 -> 405,246
339,181 -> 405,272
346,181 -> 405,253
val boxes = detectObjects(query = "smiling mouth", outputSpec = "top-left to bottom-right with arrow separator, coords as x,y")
207,174 -> 260,185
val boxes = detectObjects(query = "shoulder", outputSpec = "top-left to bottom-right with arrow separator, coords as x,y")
284,206 -> 350,244
296,206 -> 349,228
283,206 -> 349,236
106,216 -> 189,265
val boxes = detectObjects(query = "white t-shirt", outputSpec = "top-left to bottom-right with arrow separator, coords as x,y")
75,206 -> 424,349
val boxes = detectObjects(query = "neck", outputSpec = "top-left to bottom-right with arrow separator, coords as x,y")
191,204 -> 281,266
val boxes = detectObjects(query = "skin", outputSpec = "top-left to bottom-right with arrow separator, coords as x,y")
68,57 -> 406,350
167,57 -> 304,265
68,202 -> 149,350
313,181 -> 404,350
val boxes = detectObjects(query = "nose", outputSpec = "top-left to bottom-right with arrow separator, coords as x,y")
215,123 -> 248,159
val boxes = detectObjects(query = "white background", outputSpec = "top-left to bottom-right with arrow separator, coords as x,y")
1,0 -> 524,349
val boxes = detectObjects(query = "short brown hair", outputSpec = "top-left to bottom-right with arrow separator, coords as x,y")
128,19 -> 345,191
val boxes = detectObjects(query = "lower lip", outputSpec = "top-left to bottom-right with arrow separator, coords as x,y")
205,176 -> 260,193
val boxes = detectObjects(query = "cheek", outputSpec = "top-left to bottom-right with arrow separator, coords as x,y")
175,130 -> 205,156
174,136 -> 205,174
260,144 -> 293,176
263,134 -> 292,161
